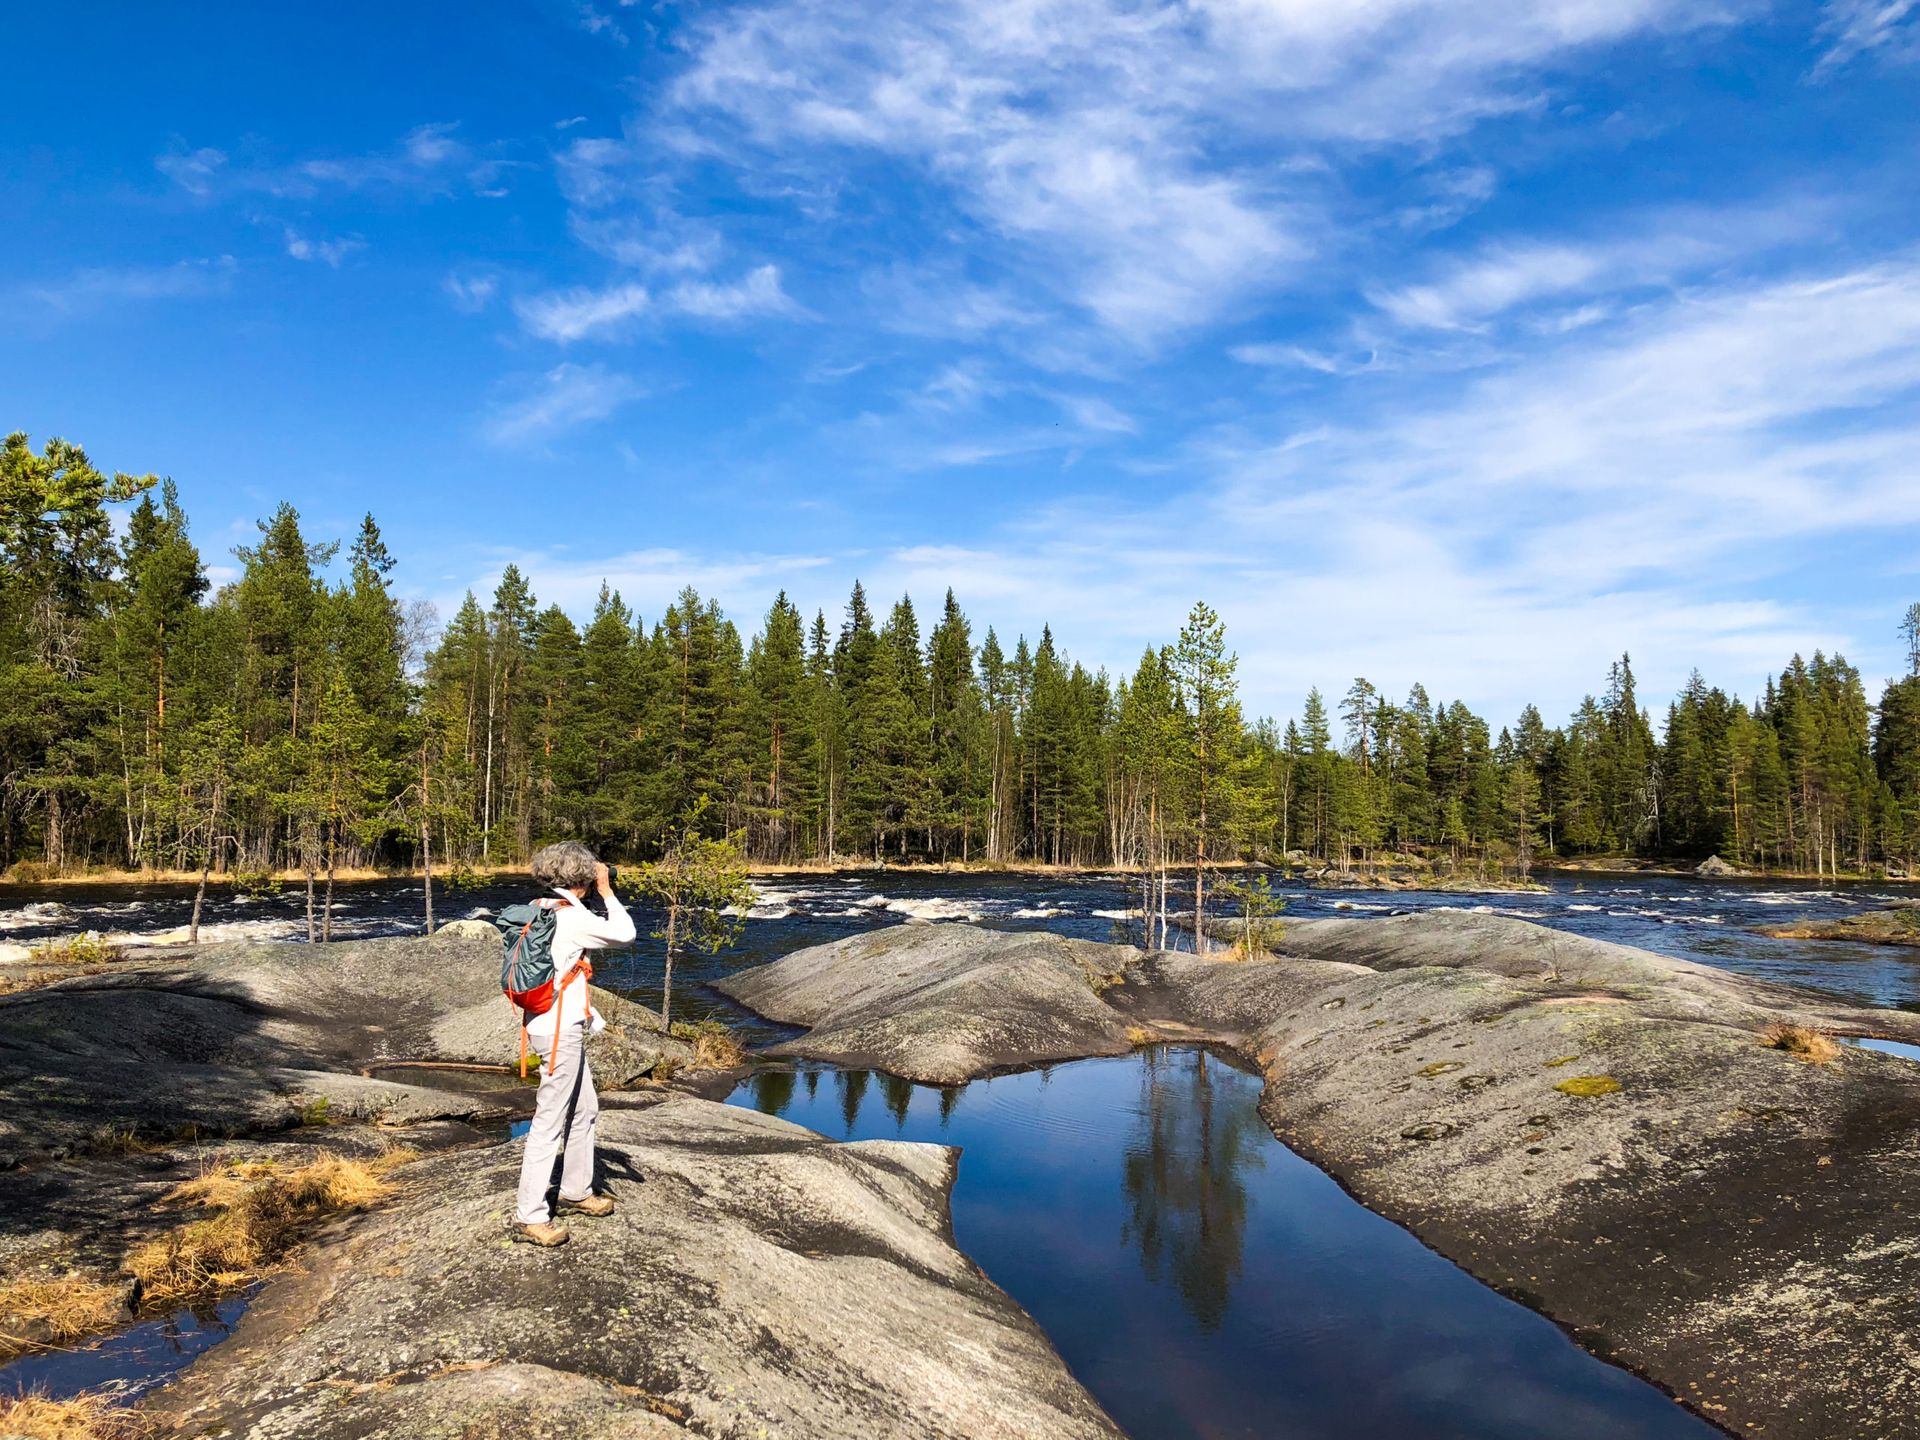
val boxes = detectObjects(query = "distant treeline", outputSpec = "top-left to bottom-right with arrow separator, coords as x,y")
4,431 -> 1920,885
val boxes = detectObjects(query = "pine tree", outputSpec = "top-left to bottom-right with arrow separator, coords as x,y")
1166,602 -> 1243,951
926,589 -> 984,859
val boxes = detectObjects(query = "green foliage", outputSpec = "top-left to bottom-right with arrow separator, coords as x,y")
2,430 -> 1916,886
1216,873 -> 1286,957
29,932 -> 119,966
295,1096 -> 335,1126
635,799 -> 755,1030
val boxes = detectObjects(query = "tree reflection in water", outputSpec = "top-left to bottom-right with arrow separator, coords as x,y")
1120,1047 -> 1267,1332
835,1068 -> 869,1134
879,1070 -> 917,1128
747,1069 -> 795,1114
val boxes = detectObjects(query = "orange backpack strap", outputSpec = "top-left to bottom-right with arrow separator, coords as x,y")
540,962 -> 594,1076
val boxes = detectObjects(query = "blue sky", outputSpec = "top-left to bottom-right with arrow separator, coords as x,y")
4,1 -> 1918,725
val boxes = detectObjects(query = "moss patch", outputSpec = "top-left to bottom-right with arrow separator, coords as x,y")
1555,1074 -> 1622,1097
1543,1054 -> 1579,1068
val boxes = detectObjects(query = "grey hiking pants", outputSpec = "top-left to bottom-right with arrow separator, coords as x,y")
514,1018 -> 599,1224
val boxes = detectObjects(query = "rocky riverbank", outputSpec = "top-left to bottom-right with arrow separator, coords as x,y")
719,913 -> 1920,1440
148,1093 -> 1121,1440
0,930 -> 1122,1438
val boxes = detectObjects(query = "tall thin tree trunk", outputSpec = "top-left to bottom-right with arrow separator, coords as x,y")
660,905 -> 679,1032
323,820 -> 337,943
190,825 -> 218,945
420,740 -> 436,936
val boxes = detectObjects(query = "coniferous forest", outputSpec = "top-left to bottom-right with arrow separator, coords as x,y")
5,432 -> 1920,885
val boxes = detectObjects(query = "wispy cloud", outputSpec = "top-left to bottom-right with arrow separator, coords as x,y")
514,265 -> 803,341
23,257 -> 236,314
663,264 -> 803,321
483,362 -> 646,445
156,123 -> 505,201
154,145 -> 227,195
515,282 -> 652,342
495,253 -> 1920,718
662,0 -> 1751,344
443,270 -> 500,313
283,227 -> 365,267
1813,0 -> 1918,72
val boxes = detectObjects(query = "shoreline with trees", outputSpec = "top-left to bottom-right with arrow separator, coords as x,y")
6,432 -> 1920,921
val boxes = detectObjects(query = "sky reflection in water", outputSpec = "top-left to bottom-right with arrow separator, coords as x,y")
731,1050 -> 1721,1440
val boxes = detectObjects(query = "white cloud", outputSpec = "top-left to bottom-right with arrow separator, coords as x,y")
664,0 -> 1750,342
1814,0 -> 1918,72
283,227 -> 365,267
663,264 -> 802,320
1357,199 -> 1835,343
1048,392 -> 1135,433
443,270 -> 499,312
515,265 -> 803,341
155,123 -> 495,201
23,257 -> 236,314
483,363 -> 646,445
514,282 -> 652,342
471,253 -> 1920,719
469,547 -> 837,626
297,123 -> 473,193
155,145 -> 227,195
1230,342 -> 1383,375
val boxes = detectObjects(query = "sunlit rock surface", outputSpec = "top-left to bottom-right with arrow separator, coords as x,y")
722,911 -> 1920,1440
151,1093 -> 1123,1440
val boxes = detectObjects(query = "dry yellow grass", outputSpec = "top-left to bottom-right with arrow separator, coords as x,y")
1761,1022 -> 1841,1065
0,1390 -> 153,1439
1125,1025 -> 1155,1046
671,1019 -> 747,1070
0,1277 -> 124,1356
129,1148 -> 416,1310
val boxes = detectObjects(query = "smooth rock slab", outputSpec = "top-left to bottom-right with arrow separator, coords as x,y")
717,924 -> 1139,1084
719,912 -> 1920,1440
151,1094 -> 1122,1440
0,933 -> 692,1165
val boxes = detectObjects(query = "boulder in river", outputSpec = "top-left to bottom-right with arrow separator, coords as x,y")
1695,854 -> 1744,877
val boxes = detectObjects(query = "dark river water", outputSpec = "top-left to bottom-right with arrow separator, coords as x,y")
730,1051 -> 1721,1440
4,868 -> 1917,1032
3,868 -> 1912,1429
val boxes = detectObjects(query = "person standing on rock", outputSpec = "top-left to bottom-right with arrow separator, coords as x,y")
512,841 -> 635,1247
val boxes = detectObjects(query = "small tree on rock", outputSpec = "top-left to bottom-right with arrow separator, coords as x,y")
1216,872 -> 1285,959
637,798 -> 754,1031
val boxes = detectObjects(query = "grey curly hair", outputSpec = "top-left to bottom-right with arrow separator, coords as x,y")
530,840 -> 598,891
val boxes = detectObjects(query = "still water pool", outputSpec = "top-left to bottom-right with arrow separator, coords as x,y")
731,1049 -> 1722,1440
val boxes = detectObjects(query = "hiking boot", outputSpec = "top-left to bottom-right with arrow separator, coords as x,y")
513,1220 -> 571,1247
558,1194 -> 616,1218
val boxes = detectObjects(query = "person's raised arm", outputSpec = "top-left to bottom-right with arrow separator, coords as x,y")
573,861 -> 637,948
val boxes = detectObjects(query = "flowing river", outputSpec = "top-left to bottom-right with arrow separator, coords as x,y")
4,867 -> 1917,1027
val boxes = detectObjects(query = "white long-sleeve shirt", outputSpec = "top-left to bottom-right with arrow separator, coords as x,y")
523,886 -> 636,1044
